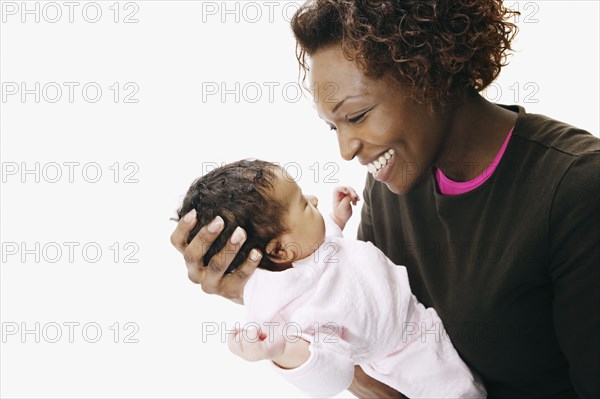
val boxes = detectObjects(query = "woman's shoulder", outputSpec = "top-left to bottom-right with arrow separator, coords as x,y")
506,104 -> 599,158
502,105 -> 599,195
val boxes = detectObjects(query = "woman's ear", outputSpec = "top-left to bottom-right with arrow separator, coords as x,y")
265,238 -> 299,263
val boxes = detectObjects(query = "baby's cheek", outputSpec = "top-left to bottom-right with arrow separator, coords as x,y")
318,214 -> 326,236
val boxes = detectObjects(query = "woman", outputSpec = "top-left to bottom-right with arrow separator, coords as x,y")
171,0 -> 599,397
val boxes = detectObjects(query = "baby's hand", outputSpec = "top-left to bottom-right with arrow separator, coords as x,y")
228,326 -> 311,369
331,186 -> 360,231
227,327 -> 285,362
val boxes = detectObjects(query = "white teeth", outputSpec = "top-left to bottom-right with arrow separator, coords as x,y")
367,149 -> 395,174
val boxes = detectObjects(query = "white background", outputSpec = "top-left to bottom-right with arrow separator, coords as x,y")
0,1 -> 598,398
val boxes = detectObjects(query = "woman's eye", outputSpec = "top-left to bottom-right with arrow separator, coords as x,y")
347,113 -> 366,123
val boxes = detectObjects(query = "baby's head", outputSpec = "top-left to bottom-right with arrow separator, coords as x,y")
175,159 -> 325,274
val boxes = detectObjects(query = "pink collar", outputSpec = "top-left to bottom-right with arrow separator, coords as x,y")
435,126 -> 514,195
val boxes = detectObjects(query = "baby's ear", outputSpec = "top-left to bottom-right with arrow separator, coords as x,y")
265,238 -> 296,263
265,239 -> 285,262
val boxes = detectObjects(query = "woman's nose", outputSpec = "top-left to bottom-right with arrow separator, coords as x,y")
337,130 -> 360,161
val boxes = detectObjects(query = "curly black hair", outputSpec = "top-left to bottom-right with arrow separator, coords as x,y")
291,0 -> 519,108
174,159 -> 289,274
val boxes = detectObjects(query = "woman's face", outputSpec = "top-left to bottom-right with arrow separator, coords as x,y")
309,44 -> 449,194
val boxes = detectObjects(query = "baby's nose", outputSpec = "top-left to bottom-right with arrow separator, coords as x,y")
305,195 -> 318,208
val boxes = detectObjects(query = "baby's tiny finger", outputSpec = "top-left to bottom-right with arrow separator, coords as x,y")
246,327 -> 259,340
227,331 -> 242,355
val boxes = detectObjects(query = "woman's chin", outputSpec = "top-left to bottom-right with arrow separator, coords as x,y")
382,176 -> 422,195
384,182 -> 406,195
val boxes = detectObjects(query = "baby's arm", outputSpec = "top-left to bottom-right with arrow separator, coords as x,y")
331,186 -> 360,231
228,327 -> 354,397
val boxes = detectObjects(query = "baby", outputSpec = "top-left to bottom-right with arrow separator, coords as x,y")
175,159 -> 486,398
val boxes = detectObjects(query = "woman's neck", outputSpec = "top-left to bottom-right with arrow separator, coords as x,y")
435,90 -> 518,182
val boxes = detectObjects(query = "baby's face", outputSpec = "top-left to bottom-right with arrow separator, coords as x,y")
270,167 -> 326,262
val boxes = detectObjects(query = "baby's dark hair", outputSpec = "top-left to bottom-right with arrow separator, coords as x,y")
174,159 -> 289,274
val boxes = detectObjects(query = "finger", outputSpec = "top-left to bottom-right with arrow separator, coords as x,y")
340,196 -> 352,208
333,189 -> 346,204
170,209 -> 198,253
245,327 -> 260,341
222,249 -> 262,302
203,226 -> 247,290
264,334 -> 287,359
340,187 -> 349,199
235,329 -> 267,361
334,185 -> 345,194
258,330 -> 267,341
241,344 -> 265,362
184,216 -> 225,285
227,331 -> 243,356
333,186 -> 347,199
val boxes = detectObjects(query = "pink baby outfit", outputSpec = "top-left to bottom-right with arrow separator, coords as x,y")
242,216 -> 486,398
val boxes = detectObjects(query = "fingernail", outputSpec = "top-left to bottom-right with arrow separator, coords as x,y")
250,249 -> 261,262
183,209 -> 196,224
230,226 -> 246,244
207,216 -> 224,233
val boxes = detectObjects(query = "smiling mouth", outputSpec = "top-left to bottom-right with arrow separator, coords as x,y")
367,149 -> 395,174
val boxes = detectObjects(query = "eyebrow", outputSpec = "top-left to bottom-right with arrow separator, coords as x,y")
331,95 -> 363,114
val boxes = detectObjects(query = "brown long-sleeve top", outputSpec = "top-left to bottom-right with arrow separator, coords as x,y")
357,105 -> 600,398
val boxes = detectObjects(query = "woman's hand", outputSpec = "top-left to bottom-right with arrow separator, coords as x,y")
349,366 -> 407,399
170,209 -> 262,304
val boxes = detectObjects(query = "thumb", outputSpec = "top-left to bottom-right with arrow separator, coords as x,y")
339,196 -> 352,208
